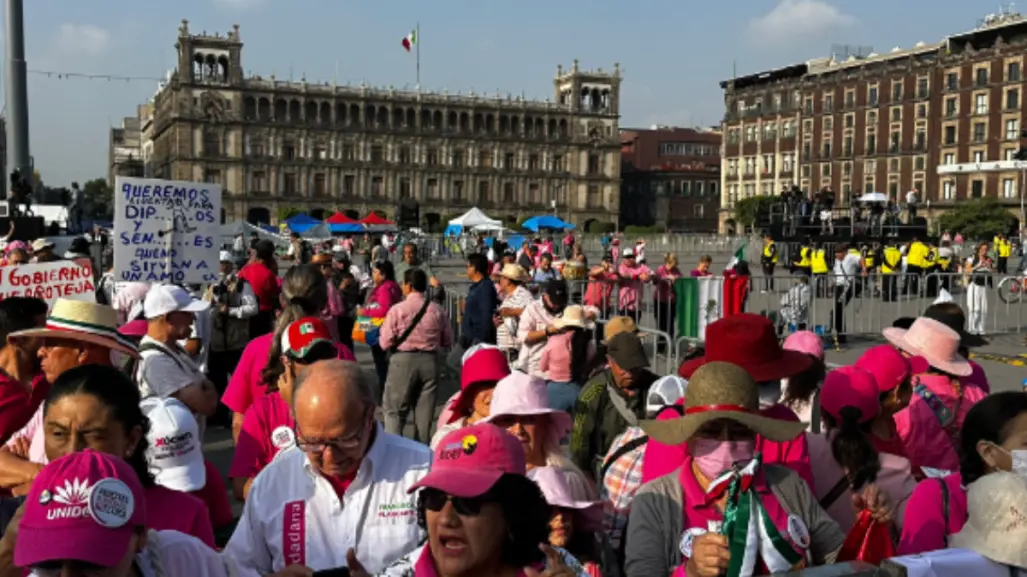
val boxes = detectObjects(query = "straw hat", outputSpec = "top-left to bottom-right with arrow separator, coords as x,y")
552,305 -> 593,331
499,263 -> 530,283
8,299 -> 139,357
642,361 -> 806,445
950,471 -> 1027,569
882,317 -> 971,377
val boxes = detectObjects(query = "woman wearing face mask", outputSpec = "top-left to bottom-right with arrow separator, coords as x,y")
885,317 -> 986,474
347,424 -> 586,577
1,450 -> 233,577
626,362 -> 892,577
807,366 -> 917,532
431,347 -> 509,449
898,391 -> 1027,555
530,466 -> 606,577
0,364 -> 215,563
485,371 -> 595,500
228,317 -> 339,501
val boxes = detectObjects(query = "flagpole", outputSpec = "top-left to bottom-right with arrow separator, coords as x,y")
415,22 -> 420,89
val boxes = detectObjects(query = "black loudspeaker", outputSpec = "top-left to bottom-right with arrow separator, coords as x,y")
0,217 -> 45,242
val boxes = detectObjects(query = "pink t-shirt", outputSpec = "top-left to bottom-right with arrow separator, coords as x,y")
228,392 -> 295,480
641,401 -> 815,492
4,402 -> 46,464
898,472 -> 968,555
146,484 -> 216,548
894,373 -> 986,474
221,333 -> 355,414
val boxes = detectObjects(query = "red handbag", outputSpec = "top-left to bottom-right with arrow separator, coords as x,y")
836,509 -> 896,565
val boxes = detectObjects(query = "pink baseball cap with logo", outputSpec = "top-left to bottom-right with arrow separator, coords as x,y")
16,449 -> 147,569
855,344 -> 929,393
409,423 -> 525,498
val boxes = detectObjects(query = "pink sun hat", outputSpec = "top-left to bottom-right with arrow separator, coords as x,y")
855,344 -> 929,393
528,466 -> 602,531
409,423 -> 525,498
820,366 -> 880,424
484,371 -> 572,439
882,317 -> 972,377
16,449 -> 147,569
782,330 -> 824,360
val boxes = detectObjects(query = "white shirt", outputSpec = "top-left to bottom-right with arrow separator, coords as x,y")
906,191 -> 917,205
30,530 -> 235,577
224,426 -> 431,575
832,254 -> 862,286
497,285 -> 534,351
179,308 -> 212,373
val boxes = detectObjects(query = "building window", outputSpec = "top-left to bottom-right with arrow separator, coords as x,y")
1007,119 -> 1020,140
251,170 -> 267,192
553,154 -> 564,172
342,144 -> 355,161
479,150 -> 492,168
975,93 -> 988,115
891,107 -> 901,122
865,181 -> 875,193
917,77 -> 929,99
944,126 -> 957,145
973,122 -> 987,142
843,135 -> 853,156
452,180 -> 463,202
727,128 -> 740,144
696,182 -> 706,196
889,131 -> 900,153
681,181 -> 691,196
398,177 -> 411,199
506,152 -> 517,171
426,178 -> 439,200
844,114 -> 854,128
452,149 -> 464,168
528,154 -> 540,171
313,174 -> 326,196
942,180 -> 955,200
284,173 -> 297,194
843,161 -> 852,176
782,153 -> 794,173
1007,88 -> 1020,110
975,67 -> 989,87
587,154 -> 600,175
824,117 -> 833,131
822,141 -> 832,157
727,159 -> 738,176
915,126 -> 926,150
915,156 -> 926,170
745,157 -> 755,175
890,158 -> 899,172
587,185 -> 601,208
824,94 -> 834,112
891,82 -> 903,102
845,90 -> 855,108
763,122 -> 777,140
762,154 -> 774,174
370,145 -> 384,163
944,153 -> 955,164
971,180 -> 984,198
1009,61 -> 1022,82
867,133 -> 877,153
371,176 -> 383,197
868,86 -> 879,106
946,72 -> 959,91
973,150 -> 985,163
477,181 -> 489,203
1007,148 -> 1018,160
945,97 -> 957,118
343,174 -> 355,196
709,182 -> 718,197
889,181 -> 899,198
917,104 -> 927,119
745,126 -> 757,142
821,163 -> 831,177
693,205 -> 704,219
1004,178 -> 1017,199
503,182 -> 515,203
284,141 -> 296,160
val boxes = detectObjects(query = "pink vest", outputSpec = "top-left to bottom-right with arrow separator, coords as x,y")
894,373 -> 986,473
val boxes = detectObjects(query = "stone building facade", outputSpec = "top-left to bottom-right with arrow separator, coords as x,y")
719,11 -> 1027,232
144,21 -> 622,229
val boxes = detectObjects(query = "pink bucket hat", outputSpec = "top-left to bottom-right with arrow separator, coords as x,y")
783,330 -> 824,360
443,347 -> 510,424
409,423 -> 525,498
528,466 -> 602,531
16,449 -> 147,569
820,366 -> 880,424
484,371 -> 573,438
882,317 -> 972,377
855,345 -> 929,393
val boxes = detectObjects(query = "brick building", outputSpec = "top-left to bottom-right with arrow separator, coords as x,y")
719,11 -> 1027,232
620,127 -> 721,231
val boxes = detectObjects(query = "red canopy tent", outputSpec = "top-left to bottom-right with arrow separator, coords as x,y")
325,212 -> 358,224
360,213 -> 394,225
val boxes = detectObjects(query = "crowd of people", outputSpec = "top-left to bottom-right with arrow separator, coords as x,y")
0,228 -> 1022,577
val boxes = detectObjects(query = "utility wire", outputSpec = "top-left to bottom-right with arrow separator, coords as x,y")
26,69 -> 165,82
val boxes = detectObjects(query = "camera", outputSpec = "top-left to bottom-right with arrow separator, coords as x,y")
211,282 -> 230,306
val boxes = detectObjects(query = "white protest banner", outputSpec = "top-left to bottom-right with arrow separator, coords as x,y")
0,259 -> 96,307
113,177 -> 221,285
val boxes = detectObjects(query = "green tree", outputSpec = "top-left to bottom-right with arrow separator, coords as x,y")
82,178 -> 113,219
278,206 -> 302,221
733,196 -> 777,231
938,198 -> 1016,239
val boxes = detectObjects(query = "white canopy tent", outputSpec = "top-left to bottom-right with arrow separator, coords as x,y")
448,207 -> 502,231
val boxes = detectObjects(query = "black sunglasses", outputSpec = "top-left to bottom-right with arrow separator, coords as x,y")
421,487 -> 492,516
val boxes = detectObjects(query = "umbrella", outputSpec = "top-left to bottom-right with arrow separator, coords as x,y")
858,192 -> 888,203
325,212 -> 358,224
360,213 -> 394,225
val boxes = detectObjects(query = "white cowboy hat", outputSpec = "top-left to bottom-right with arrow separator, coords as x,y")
951,471 -> 1027,569
551,305 -> 594,331
499,263 -> 530,283
8,299 -> 139,357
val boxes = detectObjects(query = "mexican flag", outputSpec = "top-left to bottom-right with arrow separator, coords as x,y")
726,244 -> 747,270
402,30 -> 417,52
675,274 -> 749,340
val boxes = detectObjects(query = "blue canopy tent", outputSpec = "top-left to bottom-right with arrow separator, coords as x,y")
329,223 -> 365,234
284,213 -> 321,234
521,215 -> 575,232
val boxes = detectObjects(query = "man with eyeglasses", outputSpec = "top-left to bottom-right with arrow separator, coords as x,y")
224,359 -> 431,577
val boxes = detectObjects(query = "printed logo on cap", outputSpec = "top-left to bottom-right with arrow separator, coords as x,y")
38,489 -> 52,506
272,426 -> 296,450
88,478 -> 135,529
299,322 -> 315,335
460,434 -> 478,455
152,431 -> 196,461
44,478 -> 92,521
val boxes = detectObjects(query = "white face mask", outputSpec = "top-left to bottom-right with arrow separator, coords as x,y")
998,446 -> 1027,479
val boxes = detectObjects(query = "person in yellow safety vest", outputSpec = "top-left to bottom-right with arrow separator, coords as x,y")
811,243 -> 829,296
937,240 -> 955,293
905,236 -> 930,296
880,242 -> 903,301
760,232 -> 778,293
791,237 -> 812,277
995,233 -> 1012,274
923,243 -> 941,298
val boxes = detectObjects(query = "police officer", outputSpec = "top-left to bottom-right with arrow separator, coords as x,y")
760,232 -> 778,293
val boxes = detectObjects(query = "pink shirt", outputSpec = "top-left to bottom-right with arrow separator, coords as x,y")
221,333 -> 355,414
379,293 -> 453,352
641,402 -> 815,492
228,391 -> 295,480
146,484 -> 216,548
540,331 -> 575,383
322,282 -> 345,342
897,472 -> 968,555
616,262 -> 651,311
654,265 -> 682,302
363,280 -> 402,318
806,432 -> 917,532
5,402 -> 47,464
894,373 -> 986,474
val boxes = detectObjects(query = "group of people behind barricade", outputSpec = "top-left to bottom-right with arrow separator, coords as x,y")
0,226 -> 1023,577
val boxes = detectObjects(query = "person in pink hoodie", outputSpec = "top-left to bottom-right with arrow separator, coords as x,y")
884,317 -> 987,474
898,391 -> 1027,555
644,314 -> 816,489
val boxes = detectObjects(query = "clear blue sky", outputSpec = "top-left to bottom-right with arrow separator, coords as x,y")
16,0 -> 995,186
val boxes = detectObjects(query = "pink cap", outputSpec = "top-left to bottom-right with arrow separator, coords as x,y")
409,423 -> 525,497
855,345 -> 929,393
446,347 -> 510,423
820,366 -> 880,424
116,318 -> 148,338
484,371 -> 572,439
783,331 -> 824,360
16,449 -> 147,569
